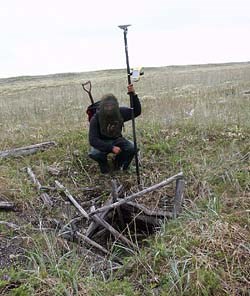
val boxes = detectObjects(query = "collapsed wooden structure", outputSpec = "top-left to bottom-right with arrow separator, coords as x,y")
0,140 -> 185,260
53,172 -> 185,258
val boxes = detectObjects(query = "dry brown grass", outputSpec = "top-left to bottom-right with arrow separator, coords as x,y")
0,62 -> 249,295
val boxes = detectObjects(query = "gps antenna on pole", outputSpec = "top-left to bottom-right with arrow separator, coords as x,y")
118,24 -> 141,186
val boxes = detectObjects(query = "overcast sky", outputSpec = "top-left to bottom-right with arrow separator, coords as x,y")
0,0 -> 249,78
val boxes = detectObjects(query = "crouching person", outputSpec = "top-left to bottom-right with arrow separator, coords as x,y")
88,84 -> 141,174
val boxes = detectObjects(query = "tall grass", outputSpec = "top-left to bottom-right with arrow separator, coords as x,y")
0,63 -> 249,295
1,63 -> 250,147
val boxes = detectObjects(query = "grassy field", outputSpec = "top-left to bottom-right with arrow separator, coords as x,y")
0,62 -> 249,295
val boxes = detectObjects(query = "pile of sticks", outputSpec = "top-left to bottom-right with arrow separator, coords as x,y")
1,142 -> 185,266
25,165 -> 184,257
54,172 -> 185,256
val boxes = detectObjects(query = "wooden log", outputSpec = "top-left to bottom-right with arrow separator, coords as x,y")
0,141 -> 56,158
0,201 -> 15,210
55,181 -> 89,220
89,205 -> 136,250
86,195 -> 114,238
172,178 -> 185,218
111,180 -> 119,202
0,221 -> 20,230
91,213 -> 137,250
78,186 -> 101,192
80,195 -> 103,208
74,231 -> 110,255
40,186 -> 57,192
117,185 -> 123,197
26,167 -> 53,206
27,167 -> 42,190
53,219 -> 116,259
90,172 -> 184,216
91,228 -> 108,241
111,180 -> 126,230
57,229 -> 123,268
60,232 -> 109,262
121,201 -> 173,218
85,183 -> 124,238
131,213 -> 162,226
58,222 -> 123,263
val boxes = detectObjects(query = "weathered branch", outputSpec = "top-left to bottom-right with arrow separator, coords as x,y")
91,228 -> 107,241
131,213 -> 162,226
53,219 -> 116,259
27,167 -> 43,190
88,204 -> 136,250
80,195 -> 103,208
78,186 -> 101,192
40,186 -> 57,192
86,196 -> 114,238
0,221 -> 20,230
121,201 -> 173,218
55,180 -> 89,220
111,180 -> 119,202
111,180 -> 126,229
172,178 -> 185,218
0,141 -> 56,158
75,230 -> 124,263
0,201 -> 15,210
60,231 -> 109,262
91,213 -> 137,250
90,172 -> 184,216
74,231 -> 110,255
26,167 -> 53,206
85,183 -> 124,238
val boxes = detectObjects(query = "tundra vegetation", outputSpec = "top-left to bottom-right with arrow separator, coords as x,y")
0,62 -> 249,295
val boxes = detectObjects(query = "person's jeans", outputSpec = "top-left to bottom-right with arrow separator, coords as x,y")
89,137 -> 135,172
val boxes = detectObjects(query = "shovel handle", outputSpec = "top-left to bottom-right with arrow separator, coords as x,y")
82,81 -> 94,104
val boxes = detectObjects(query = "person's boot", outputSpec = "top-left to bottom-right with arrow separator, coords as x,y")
113,154 -> 124,171
98,160 -> 109,174
122,152 -> 135,171
112,158 -> 120,171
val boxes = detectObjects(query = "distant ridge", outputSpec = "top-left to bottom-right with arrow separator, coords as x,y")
1,61 -> 249,83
